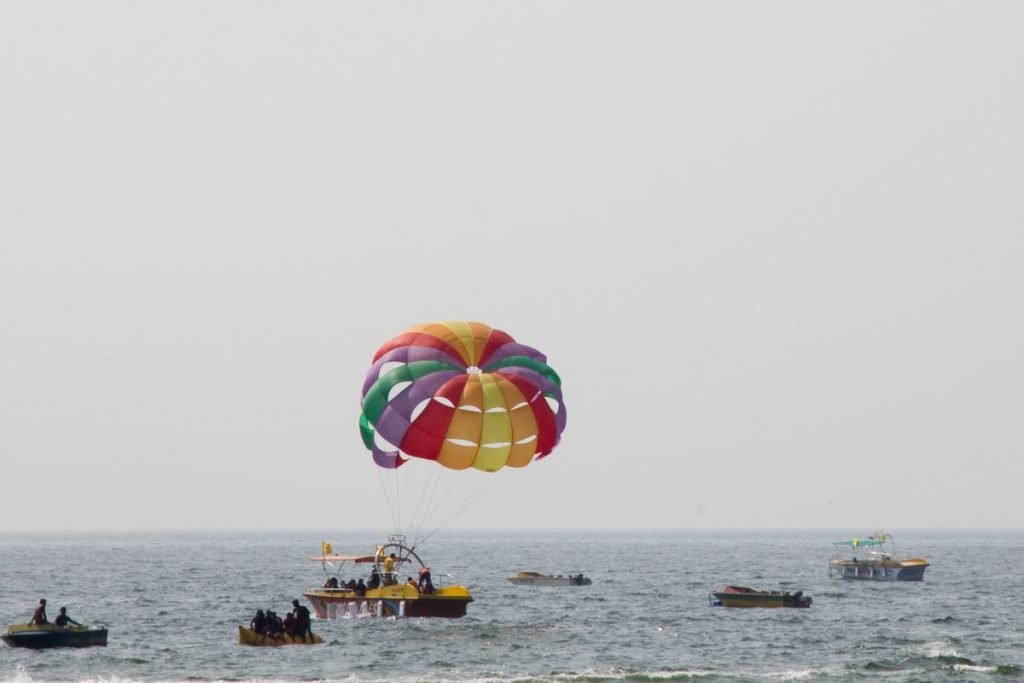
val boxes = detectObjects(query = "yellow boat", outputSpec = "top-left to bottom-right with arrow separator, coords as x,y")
305,582 -> 474,619
710,585 -> 812,608
237,625 -> 323,646
304,536 -> 474,619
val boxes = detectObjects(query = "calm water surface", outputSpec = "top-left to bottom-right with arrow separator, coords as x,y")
1,530 -> 1021,682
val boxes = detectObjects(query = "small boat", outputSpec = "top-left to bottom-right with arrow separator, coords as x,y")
303,535 -> 474,619
2,623 -> 108,648
505,571 -> 592,586
237,625 -> 323,646
827,533 -> 929,581
710,585 -> 812,608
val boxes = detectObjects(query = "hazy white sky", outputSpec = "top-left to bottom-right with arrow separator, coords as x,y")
2,2 -> 1022,532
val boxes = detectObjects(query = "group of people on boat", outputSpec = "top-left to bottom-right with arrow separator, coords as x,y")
28,599 -> 81,628
322,576 -> 368,595
320,557 -> 435,595
249,600 -> 313,642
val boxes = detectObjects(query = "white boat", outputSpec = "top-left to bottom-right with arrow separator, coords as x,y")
505,571 -> 592,586
827,533 -> 929,581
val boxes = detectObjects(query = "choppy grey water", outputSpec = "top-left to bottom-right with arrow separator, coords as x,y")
1,530 -> 1021,682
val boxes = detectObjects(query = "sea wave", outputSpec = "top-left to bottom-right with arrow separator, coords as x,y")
0,667 -> 862,683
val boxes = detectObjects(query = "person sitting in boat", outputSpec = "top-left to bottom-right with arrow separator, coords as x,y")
323,577 -> 339,589
54,607 -> 80,628
250,609 -> 267,636
406,576 -> 421,592
30,599 -> 48,625
345,579 -> 358,591
367,567 -> 381,590
291,599 -> 313,642
267,611 -> 285,639
355,578 -> 367,596
418,566 -> 434,594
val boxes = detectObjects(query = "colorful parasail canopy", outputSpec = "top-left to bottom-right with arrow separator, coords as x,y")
359,321 -> 567,472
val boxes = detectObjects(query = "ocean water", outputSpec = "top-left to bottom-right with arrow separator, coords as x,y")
0,530 -> 1021,683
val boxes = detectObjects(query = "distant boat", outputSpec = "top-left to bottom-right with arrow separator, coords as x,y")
710,585 -> 812,608
237,625 -> 323,646
2,623 -> 108,648
505,571 -> 592,586
828,533 -> 929,581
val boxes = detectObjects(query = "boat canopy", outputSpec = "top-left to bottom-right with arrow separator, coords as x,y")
834,538 -> 886,547
309,554 -> 377,563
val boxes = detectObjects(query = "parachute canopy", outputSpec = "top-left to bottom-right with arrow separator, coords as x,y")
359,321 -> 567,472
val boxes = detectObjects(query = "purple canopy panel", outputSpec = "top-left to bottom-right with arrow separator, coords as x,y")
372,369 -> 462,447
374,404 -> 412,450
482,343 -> 548,368
387,370 -> 461,416
494,366 -> 562,401
361,347 -> 466,397
555,399 -> 567,434
372,445 -> 404,469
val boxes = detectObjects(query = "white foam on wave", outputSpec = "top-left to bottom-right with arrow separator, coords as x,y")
0,666 -> 890,683
758,666 -> 846,681
913,640 -> 961,659
953,663 -> 997,673
1,678 -> 334,683
0,671 -> 726,683
759,670 -> 816,681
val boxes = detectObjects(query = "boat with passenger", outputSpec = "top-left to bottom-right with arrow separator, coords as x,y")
237,625 -> 323,646
302,536 -> 473,619
709,585 -> 812,608
2,623 -> 108,648
827,533 -> 929,581
505,571 -> 592,586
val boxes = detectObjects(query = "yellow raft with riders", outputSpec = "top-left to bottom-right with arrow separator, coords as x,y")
237,625 -> 323,646
303,537 -> 473,619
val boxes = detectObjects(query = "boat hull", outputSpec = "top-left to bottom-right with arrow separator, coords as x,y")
712,586 -> 812,608
506,575 -> 591,586
3,624 -> 108,648
828,559 -> 928,581
237,625 -> 323,646
304,585 -> 473,619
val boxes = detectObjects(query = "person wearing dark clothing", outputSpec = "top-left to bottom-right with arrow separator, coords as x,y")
30,599 -> 48,625
355,578 -> 367,596
267,611 -> 285,639
250,609 -> 267,635
367,567 -> 381,590
283,612 -> 296,635
54,607 -> 80,627
291,599 -> 313,642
